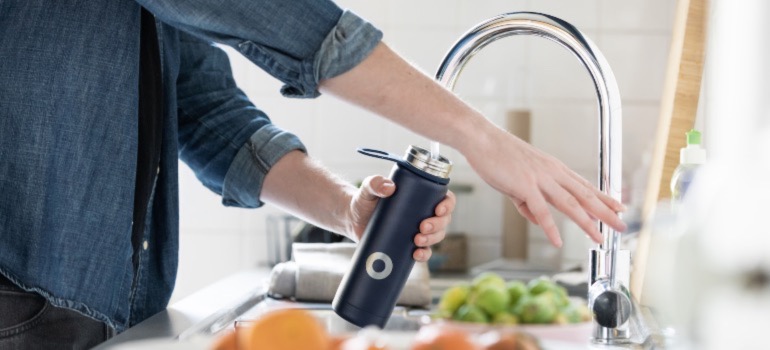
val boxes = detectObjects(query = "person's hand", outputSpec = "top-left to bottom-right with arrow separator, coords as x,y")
347,175 -> 456,262
463,124 -> 627,247
318,42 -> 622,247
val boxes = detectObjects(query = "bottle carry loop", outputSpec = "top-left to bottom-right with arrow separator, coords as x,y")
357,148 -> 451,185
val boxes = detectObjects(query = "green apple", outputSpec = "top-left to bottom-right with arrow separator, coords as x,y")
470,284 -> 510,316
454,304 -> 489,323
527,277 -> 556,295
492,312 -> 519,325
515,294 -> 558,324
438,285 -> 470,315
506,280 -> 528,307
472,272 -> 507,291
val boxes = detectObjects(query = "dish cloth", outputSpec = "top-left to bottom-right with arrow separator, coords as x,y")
268,243 -> 431,308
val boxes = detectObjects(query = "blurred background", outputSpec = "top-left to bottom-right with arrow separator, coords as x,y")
172,0 -> 684,302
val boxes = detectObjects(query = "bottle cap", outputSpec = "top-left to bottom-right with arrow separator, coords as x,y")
405,145 -> 452,179
681,129 -> 707,164
686,129 -> 701,145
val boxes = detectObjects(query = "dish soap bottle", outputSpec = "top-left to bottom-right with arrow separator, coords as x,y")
670,129 -> 706,201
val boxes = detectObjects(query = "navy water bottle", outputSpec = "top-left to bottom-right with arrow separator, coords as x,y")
333,145 -> 452,328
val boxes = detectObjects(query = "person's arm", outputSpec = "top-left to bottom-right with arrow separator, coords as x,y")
176,32 -> 304,207
149,0 -> 622,245
137,0 -> 381,99
260,150 -> 455,261
319,43 -> 627,247
176,32 -> 454,261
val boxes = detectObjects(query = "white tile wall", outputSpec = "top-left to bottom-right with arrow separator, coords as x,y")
599,0 -> 675,32
173,0 -> 676,302
314,99 -> 391,164
600,33 -> 671,102
529,102 -> 599,174
524,0 -> 601,30
451,39 -> 530,103
386,28 -> 465,75
457,0 -> 528,27
621,104 -> 660,175
387,0 -> 459,30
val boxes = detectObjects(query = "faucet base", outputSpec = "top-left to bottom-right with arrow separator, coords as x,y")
593,325 -> 631,344
591,295 -> 654,347
589,249 -> 633,343
589,249 -> 631,286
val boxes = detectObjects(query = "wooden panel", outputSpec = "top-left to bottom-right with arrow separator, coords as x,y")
502,110 -> 531,260
630,0 -> 708,300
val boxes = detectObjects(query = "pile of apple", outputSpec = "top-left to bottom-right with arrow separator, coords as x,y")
437,273 -> 591,325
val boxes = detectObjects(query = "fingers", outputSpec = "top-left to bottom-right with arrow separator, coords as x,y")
513,175 -> 625,245
413,192 -> 454,248
415,214 -> 450,247
434,191 -> 456,216
595,188 -> 626,213
413,248 -> 432,262
414,228 -> 447,247
564,181 -> 627,234
413,220 -> 444,261
541,179 -> 603,244
525,191 -> 563,247
565,168 -> 626,213
358,175 -> 396,201
410,192 -> 456,261
513,199 -> 538,224
561,168 -> 626,233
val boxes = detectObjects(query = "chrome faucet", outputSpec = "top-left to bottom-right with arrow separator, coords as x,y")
434,12 -> 634,344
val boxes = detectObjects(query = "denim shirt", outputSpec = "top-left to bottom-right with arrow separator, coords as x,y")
0,1 -> 381,332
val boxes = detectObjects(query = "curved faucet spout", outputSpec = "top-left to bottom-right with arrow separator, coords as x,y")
434,12 -> 628,341
434,11 -> 622,256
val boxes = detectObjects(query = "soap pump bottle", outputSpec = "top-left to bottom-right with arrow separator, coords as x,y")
670,129 -> 706,201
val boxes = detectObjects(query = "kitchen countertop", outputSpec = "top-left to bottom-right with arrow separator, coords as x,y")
97,266 -> 445,348
96,267 -> 664,349
95,268 -> 272,349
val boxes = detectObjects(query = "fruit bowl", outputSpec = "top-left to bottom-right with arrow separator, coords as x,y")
423,318 -> 593,344
432,273 -> 594,344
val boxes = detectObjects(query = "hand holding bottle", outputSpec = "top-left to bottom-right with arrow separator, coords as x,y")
347,174 -> 456,262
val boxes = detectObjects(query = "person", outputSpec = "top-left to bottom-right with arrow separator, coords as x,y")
0,0 -> 625,348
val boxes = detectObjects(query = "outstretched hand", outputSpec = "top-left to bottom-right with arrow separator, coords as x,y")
318,42 -> 624,247
347,175 -> 456,262
465,125 -> 627,247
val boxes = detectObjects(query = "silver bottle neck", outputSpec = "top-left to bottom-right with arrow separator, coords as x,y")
404,145 -> 452,179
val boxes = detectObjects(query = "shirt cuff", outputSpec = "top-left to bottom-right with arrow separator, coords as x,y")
280,10 -> 383,98
221,125 -> 306,208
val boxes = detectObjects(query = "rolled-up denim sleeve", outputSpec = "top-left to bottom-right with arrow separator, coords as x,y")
221,125 -> 304,207
177,32 -> 305,208
136,0 -> 383,98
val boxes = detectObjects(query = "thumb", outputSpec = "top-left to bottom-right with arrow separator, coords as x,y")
360,175 -> 395,201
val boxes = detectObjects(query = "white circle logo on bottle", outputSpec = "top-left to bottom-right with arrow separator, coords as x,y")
365,252 -> 393,280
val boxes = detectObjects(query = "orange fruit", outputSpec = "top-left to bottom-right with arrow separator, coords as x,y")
340,337 -> 390,350
410,325 -> 480,350
339,332 -> 390,350
211,329 -> 237,350
477,331 -> 517,350
238,309 -> 330,350
329,335 -> 351,350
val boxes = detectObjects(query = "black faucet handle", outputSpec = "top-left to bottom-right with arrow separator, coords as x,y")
592,289 -> 632,328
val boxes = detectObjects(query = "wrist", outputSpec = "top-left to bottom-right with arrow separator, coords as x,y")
340,186 -> 358,240
454,114 -> 501,159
